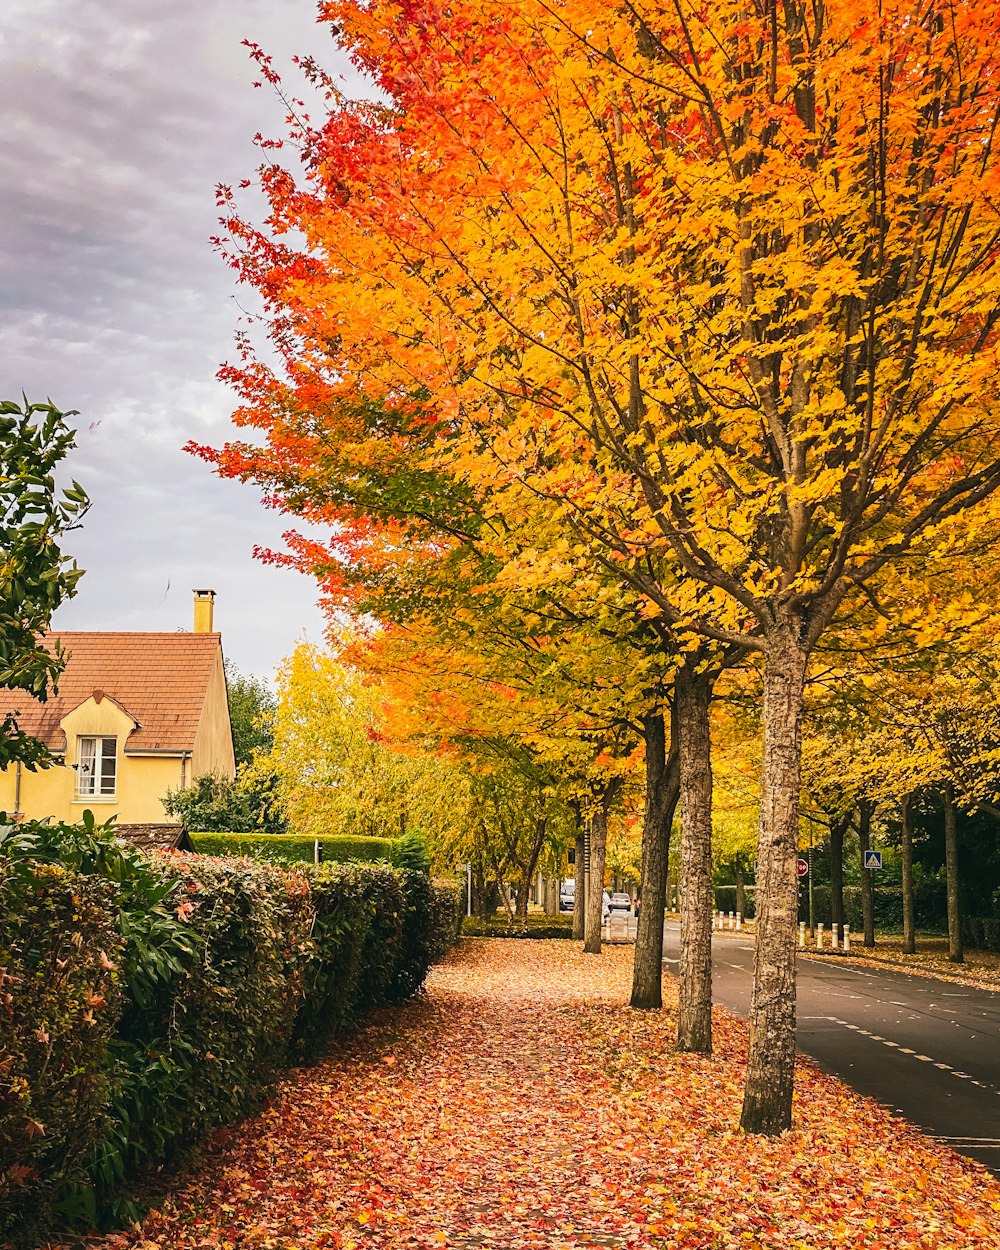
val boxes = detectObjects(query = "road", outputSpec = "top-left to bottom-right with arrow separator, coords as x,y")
662,922 -> 1000,1175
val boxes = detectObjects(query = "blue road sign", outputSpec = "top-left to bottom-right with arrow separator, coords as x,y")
863,850 -> 883,870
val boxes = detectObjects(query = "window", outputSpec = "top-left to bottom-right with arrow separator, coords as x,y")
77,736 -> 117,798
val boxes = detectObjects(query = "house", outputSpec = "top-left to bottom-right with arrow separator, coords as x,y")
0,590 -> 235,834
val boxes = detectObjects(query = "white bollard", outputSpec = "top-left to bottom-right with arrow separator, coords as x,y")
736,912 -> 743,932
817,922 -> 824,950
712,910 -> 717,930
831,923 -> 839,951
843,924 -> 851,953
798,921 -> 806,949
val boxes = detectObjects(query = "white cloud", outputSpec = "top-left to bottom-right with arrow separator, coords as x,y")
0,0 -> 357,677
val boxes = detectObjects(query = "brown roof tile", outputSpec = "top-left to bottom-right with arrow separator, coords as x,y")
114,823 -> 194,853
0,632 -> 223,754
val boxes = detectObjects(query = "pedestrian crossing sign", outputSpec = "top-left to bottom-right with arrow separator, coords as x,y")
863,850 -> 883,870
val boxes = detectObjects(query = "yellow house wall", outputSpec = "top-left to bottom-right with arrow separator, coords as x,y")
0,696 -> 187,825
191,651 -> 237,780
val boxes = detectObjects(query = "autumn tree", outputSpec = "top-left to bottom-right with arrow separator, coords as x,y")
205,1 -> 1000,1132
258,640 -> 472,847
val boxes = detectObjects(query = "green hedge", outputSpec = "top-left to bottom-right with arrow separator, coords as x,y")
189,832 -> 401,865
962,916 -> 1000,952
461,914 -> 574,939
0,858 -> 123,1243
0,818 -> 459,1244
714,882 -> 951,932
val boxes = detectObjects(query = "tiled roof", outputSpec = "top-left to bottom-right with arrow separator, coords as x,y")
114,824 -> 194,853
0,632 -> 222,754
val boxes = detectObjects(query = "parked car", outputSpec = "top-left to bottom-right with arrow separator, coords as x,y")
559,880 -> 575,911
608,892 -> 632,913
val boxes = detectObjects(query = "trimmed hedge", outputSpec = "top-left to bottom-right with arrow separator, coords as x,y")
189,832 -> 401,865
0,858 -> 123,1242
462,914 -> 574,939
0,818 -> 459,1244
714,882 -> 951,932
962,916 -> 1000,952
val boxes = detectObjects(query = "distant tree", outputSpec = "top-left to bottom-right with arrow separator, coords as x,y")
225,660 -> 277,767
0,398 -> 88,770
163,770 -> 286,834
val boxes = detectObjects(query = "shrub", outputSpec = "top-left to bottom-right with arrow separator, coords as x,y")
354,867 -> 407,1011
0,857 -> 122,1244
102,853 -> 312,1196
429,880 -> 464,959
190,832 -> 400,865
291,862 -> 374,1060
461,914 -> 574,939
0,818 -> 460,1242
388,871 -> 437,1001
962,916 -> 1000,952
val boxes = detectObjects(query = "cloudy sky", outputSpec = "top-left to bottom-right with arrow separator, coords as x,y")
1,0 -> 357,679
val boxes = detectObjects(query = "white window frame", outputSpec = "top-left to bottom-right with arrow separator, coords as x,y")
76,736 -> 117,800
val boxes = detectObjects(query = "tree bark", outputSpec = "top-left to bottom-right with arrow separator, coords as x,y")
572,825 -> 586,941
858,800 -> 875,948
631,708 -> 681,1008
740,627 -> 808,1136
676,661 -> 714,1054
943,783 -> 963,963
901,793 -> 916,954
829,813 -> 847,930
514,815 -> 547,922
584,780 -> 620,954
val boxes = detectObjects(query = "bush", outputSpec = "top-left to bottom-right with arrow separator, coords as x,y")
962,916 -> 1000,952
461,914 -> 574,939
429,880 -> 464,959
0,817 -> 461,1243
388,871 -> 437,1001
292,862 -> 377,1061
0,858 -> 122,1244
190,832 -> 400,865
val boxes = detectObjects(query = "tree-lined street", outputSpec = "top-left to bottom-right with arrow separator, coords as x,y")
663,924 -> 1000,1175
66,942 -> 1000,1250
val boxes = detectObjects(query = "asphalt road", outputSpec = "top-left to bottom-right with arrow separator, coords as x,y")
662,922 -> 1000,1175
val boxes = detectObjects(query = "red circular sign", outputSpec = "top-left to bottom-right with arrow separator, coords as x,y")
796,858 -> 809,878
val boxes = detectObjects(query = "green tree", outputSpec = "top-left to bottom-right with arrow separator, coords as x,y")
0,398 -> 88,770
225,660 -> 277,767
162,771 -> 287,834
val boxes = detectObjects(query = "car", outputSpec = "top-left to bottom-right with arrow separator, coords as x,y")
608,892 -> 632,913
559,880 -> 575,911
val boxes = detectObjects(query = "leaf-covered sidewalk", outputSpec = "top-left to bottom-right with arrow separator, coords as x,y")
81,941 -> 1000,1250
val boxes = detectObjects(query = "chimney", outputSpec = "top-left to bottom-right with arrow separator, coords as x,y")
193,588 -> 216,633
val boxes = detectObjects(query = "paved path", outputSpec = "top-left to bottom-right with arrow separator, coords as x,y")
663,922 -> 1000,1175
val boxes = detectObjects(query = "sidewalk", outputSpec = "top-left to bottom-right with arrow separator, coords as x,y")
79,941 -> 1000,1250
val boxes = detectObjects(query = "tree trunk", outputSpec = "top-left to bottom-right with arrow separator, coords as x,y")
858,800 -> 875,948
740,628 -> 808,1136
829,813 -> 847,930
543,875 -> 559,916
572,826 -> 586,941
943,783 -> 963,963
515,816 -> 547,922
735,865 -> 745,919
901,793 -> 915,954
584,780 -> 620,953
676,661 -> 714,1054
631,709 -> 681,1008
